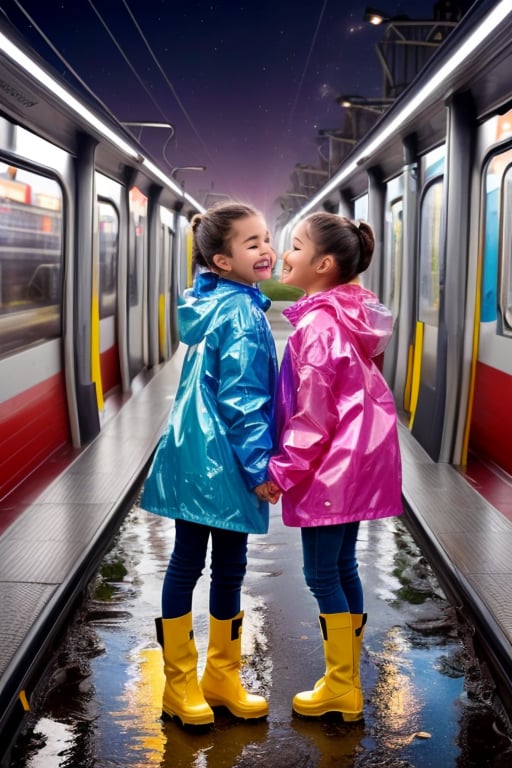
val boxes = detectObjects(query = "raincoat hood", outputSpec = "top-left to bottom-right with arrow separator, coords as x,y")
283,283 -> 393,359
179,271 -> 271,346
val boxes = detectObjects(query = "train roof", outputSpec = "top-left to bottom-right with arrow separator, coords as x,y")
0,15 -> 204,217
295,0 -> 512,216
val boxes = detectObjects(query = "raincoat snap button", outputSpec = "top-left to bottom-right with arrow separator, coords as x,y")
324,501 -> 332,507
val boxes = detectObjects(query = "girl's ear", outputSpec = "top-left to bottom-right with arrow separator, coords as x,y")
316,254 -> 336,274
212,253 -> 231,272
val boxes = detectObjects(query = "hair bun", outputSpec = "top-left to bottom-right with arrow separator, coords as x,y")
191,213 -> 203,233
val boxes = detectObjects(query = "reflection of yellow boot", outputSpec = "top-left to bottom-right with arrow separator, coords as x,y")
200,611 -> 269,719
292,613 -> 363,721
155,615 -> 214,727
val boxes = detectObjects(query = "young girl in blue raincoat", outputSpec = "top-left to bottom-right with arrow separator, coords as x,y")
141,202 -> 278,727
266,212 -> 403,722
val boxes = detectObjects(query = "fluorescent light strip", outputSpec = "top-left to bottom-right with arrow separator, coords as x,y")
293,0 -> 512,224
0,33 -> 205,210
0,32 -> 140,159
142,157 -> 205,211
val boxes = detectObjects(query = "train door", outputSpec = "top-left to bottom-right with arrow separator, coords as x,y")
0,128 -> 72,499
408,147 -> 446,459
409,93 -> 475,462
127,187 -> 148,380
465,115 -> 512,476
90,174 -> 122,412
381,176 -> 404,390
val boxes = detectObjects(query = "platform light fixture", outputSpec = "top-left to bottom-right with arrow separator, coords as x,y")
0,32 -> 141,160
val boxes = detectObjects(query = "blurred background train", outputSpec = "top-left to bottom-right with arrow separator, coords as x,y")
276,0 -> 512,515
1,0 -> 512,517
0,17 -> 202,503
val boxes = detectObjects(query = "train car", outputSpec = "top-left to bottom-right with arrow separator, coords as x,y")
0,17 -> 201,503
280,0 -> 512,512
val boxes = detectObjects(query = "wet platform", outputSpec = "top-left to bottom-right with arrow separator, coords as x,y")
1,304 -> 512,755
399,425 -> 512,714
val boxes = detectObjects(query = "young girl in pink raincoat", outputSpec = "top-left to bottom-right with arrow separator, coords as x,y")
266,212 -> 403,722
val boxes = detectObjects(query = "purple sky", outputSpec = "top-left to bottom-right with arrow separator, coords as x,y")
3,0 -> 454,224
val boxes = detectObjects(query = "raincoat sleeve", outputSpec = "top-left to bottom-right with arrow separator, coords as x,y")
216,317 -> 275,490
269,322 -> 342,491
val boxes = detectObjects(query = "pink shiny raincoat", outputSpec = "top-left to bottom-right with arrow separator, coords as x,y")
268,284 -> 402,527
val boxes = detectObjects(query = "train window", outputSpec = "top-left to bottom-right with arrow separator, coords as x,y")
418,179 -> 443,326
354,195 -> 368,222
482,148 -> 512,328
98,201 -> 119,319
0,162 -> 63,356
383,175 -> 404,323
127,187 -> 147,308
502,167 -> 512,331
424,145 -> 445,182
159,224 -> 174,360
383,199 -> 403,322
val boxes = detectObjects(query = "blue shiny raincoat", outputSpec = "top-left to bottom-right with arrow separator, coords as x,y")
141,272 -> 278,534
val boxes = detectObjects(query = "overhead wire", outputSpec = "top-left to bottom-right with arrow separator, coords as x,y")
287,0 -> 329,127
87,0 -> 178,166
121,0 -> 213,166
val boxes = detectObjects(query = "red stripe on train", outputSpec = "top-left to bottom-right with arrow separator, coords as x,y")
470,361 -> 512,476
0,373 -> 70,500
100,343 -> 121,396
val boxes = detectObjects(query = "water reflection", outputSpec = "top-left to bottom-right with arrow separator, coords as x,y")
9,509 -> 511,767
115,644 -> 271,767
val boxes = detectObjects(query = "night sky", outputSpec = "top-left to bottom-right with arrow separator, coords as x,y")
2,0 -> 452,225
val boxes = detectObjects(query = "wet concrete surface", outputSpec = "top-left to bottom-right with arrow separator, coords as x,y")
7,499 -> 512,767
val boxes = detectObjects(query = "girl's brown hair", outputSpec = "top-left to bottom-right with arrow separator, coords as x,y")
191,202 -> 259,270
305,212 -> 375,283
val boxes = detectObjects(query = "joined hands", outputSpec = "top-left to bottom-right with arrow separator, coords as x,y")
253,481 -> 281,504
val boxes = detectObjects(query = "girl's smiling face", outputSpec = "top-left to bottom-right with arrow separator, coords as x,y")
281,219 -> 340,295
281,220 -> 319,294
213,214 -> 274,285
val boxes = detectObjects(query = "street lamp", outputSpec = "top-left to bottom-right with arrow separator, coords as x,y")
363,7 -> 408,25
361,7 -> 459,98
170,165 -> 207,180
337,95 -> 394,113
122,121 -> 175,136
120,122 -> 176,168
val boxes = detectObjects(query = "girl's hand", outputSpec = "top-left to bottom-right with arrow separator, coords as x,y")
253,481 -> 282,504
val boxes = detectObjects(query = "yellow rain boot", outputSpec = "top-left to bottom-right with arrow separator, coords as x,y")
351,613 -> 367,693
200,611 -> 269,720
155,615 -> 214,727
314,612 -> 367,692
292,613 -> 363,721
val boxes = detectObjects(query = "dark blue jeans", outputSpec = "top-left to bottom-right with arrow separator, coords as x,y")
162,519 -> 248,620
301,522 -> 363,614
